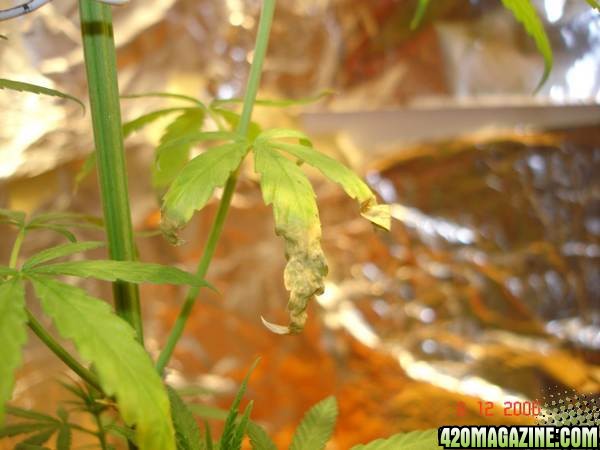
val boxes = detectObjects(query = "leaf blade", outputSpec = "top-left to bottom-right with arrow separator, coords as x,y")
289,396 -> 338,450
30,277 -> 175,450
258,135 -> 390,231
501,0 -> 553,89
28,260 -> 210,287
23,242 -> 105,270
153,109 -> 206,189
0,279 -> 28,424
167,386 -> 202,450
350,429 -> 441,450
247,422 -> 277,450
161,140 -> 249,242
0,79 -> 84,111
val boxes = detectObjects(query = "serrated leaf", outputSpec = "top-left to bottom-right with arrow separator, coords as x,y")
28,260 -> 210,288
16,428 -> 56,447
350,429 -> 440,450
289,396 -> 337,450
0,79 -> 84,111
247,422 -> 277,450
410,0 -> 430,29
501,0 -> 552,89
257,135 -> 391,231
30,277 -> 175,450
230,401 -> 253,450
254,145 -> 327,334
167,386 -> 202,450
23,242 -> 104,270
161,140 -> 250,242
0,423 -> 54,438
0,279 -> 27,424
153,109 -> 206,189
5,407 -> 59,424
56,424 -> 71,450
220,359 -> 259,450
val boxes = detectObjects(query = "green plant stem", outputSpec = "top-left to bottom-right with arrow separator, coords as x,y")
91,408 -> 109,450
78,0 -> 143,342
26,309 -> 102,392
8,228 -> 25,269
155,0 -> 277,374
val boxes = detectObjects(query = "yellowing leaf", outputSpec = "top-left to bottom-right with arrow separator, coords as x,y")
254,145 -> 328,334
258,133 -> 391,231
30,277 -> 175,450
0,279 -> 27,424
153,109 -> 205,189
161,140 -> 250,243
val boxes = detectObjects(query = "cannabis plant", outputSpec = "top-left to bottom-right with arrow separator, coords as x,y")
0,0 -> 597,449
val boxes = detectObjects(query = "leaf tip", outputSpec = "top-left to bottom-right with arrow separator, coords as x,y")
260,316 -> 294,335
360,200 -> 391,231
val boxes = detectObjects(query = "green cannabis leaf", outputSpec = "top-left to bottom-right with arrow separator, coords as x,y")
500,0 -> 552,89
27,260 -> 210,287
410,0 -> 430,29
167,387 -> 202,450
254,129 -> 389,333
229,401 -> 254,450
586,0 -> 600,10
30,276 -> 176,450
153,108 -> 206,189
247,422 -> 277,450
254,144 -> 327,334
0,279 -> 27,424
161,139 -> 250,243
0,79 -> 84,111
351,429 -> 441,450
289,396 -> 338,450
220,359 -> 259,450
23,241 -> 105,270
258,129 -> 391,230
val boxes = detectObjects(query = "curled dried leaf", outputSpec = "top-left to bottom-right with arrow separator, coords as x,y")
254,146 -> 328,334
